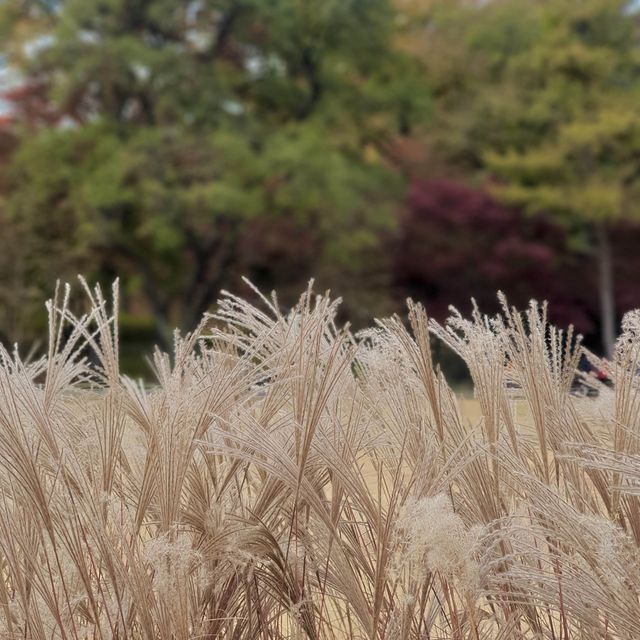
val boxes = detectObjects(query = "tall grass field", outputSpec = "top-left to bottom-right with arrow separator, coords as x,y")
0,278 -> 637,639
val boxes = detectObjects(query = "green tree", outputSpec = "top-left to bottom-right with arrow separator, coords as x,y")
392,0 -> 543,173
403,0 -> 640,356
0,0 -> 427,344
483,0 -> 640,357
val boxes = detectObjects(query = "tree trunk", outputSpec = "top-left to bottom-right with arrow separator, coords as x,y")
596,223 -> 616,359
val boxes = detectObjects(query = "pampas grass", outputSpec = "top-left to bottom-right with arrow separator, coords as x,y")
0,277 -> 637,639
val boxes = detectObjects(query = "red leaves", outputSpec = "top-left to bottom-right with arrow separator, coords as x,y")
394,178 -> 595,332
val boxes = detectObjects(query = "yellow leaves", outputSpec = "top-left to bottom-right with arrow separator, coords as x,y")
543,40 -> 615,83
560,106 -> 640,163
570,181 -> 623,222
489,182 -> 568,216
363,143 -> 380,165
490,179 -> 624,223
485,146 -> 566,184
487,100 -> 640,223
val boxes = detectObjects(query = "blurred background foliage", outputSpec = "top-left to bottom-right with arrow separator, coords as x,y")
2,0 -> 640,376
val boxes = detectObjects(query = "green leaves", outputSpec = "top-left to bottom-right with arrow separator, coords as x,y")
0,0 -> 420,340
470,1 -> 640,227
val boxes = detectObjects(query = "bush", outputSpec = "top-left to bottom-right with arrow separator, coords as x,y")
395,178 -> 595,333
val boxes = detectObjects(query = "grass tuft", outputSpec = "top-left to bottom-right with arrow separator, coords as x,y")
0,279 -> 636,639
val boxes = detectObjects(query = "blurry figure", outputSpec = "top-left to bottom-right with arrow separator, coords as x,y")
571,353 -> 613,398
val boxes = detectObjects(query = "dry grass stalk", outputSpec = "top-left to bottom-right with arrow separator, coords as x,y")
0,278 -> 637,639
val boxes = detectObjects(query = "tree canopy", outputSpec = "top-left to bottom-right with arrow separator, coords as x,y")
0,0 -> 427,343
396,0 -> 640,356
3,0 -> 640,359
